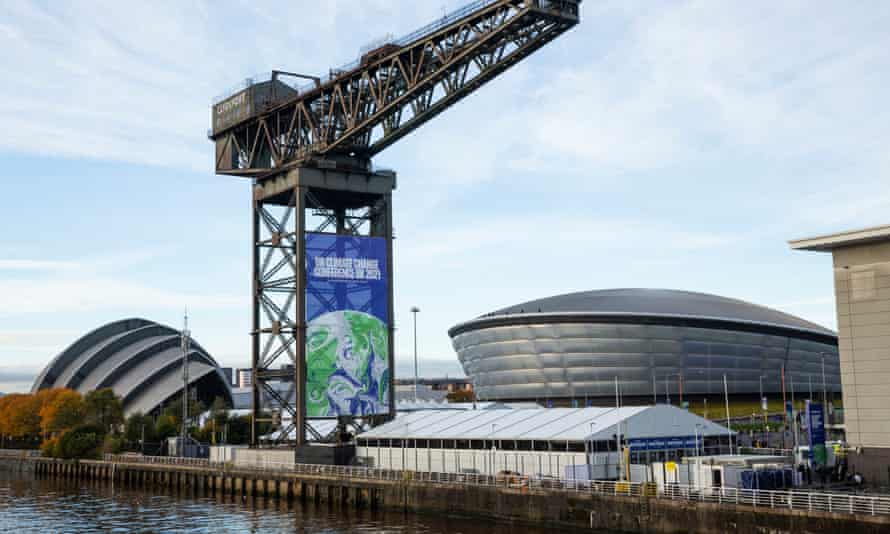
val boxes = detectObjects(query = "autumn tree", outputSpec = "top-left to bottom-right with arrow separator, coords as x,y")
446,389 -> 476,403
39,389 -> 86,438
0,394 -> 26,439
2,394 -> 42,439
34,388 -> 67,410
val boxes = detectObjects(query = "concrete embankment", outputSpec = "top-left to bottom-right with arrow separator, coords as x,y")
2,456 -> 889,533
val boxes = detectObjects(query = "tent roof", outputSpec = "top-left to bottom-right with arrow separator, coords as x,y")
361,404 -> 733,442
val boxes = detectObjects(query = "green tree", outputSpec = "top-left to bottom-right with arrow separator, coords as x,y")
55,424 -> 104,459
209,396 -> 228,422
155,414 -> 179,441
84,389 -> 124,433
124,412 -> 157,451
226,415 -> 251,445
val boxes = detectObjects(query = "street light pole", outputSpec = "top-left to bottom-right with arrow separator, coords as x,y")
820,353 -> 828,409
652,370 -> 657,405
759,375 -> 764,407
411,306 -> 420,403
723,374 -> 733,455
180,310 -> 191,446
759,374 -> 766,448
808,374 -> 813,401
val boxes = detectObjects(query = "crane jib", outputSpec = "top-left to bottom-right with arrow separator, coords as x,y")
209,0 -> 581,177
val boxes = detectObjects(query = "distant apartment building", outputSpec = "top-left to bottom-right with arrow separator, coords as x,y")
237,368 -> 253,388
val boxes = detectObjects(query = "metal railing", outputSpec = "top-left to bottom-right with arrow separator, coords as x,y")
393,0 -> 500,48
211,0 -> 504,105
737,447 -> 793,457
0,449 -> 40,458
102,454 -> 211,468
102,454 -> 890,517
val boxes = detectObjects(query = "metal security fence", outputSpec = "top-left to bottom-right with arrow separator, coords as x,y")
103,454 -> 210,468
0,449 -> 41,458
102,454 -> 890,517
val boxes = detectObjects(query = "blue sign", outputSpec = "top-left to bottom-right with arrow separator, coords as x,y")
806,401 -> 827,464
304,233 -> 390,417
628,436 -> 701,452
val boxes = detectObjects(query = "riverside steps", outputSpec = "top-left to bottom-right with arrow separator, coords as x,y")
2,452 -> 890,533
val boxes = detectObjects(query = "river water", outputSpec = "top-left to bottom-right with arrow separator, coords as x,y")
0,471 -> 578,533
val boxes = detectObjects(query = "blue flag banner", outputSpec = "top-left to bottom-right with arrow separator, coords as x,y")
806,401 -> 827,465
304,233 -> 390,417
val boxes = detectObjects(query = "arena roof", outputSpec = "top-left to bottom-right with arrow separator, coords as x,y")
32,318 -> 232,416
360,405 -> 732,443
449,288 -> 835,339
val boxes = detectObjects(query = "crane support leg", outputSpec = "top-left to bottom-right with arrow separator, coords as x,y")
250,162 -> 396,451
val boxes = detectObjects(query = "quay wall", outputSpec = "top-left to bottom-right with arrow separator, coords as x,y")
2,456 -> 889,534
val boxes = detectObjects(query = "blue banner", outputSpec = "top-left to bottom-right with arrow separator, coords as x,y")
806,401 -> 826,464
628,436 -> 701,452
305,234 -> 390,417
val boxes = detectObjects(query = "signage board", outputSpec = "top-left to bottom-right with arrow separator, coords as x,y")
304,233 -> 390,417
211,78 -> 300,136
628,436 -> 700,452
806,400 -> 827,465
212,89 -> 253,136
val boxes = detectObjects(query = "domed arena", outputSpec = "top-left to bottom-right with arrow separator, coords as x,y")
448,289 -> 841,406
32,318 -> 232,416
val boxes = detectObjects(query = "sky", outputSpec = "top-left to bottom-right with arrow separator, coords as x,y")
1,1 -> 889,393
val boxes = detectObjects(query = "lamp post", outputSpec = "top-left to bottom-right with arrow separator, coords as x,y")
654,372 -> 684,406
820,352 -> 829,411
491,423 -> 498,476
759,375 -> 764,407
808,374 -> 813,401
723,374 -> 733,455
759,374 -> 766,448
411,306 -> 420,403
180,310 -> 191,447
694,423 -> 703,457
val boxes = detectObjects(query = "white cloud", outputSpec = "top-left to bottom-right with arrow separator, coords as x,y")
0,1 -> 478,171
502,1 -> 890,177
0,277 -> 243,316
0,249 -> 243,318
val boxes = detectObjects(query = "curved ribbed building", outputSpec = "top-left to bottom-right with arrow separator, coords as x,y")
448,289 -> 841,404
32,318 -> 232,416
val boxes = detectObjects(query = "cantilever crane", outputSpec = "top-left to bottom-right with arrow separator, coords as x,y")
210,0 -> 581,177
209,0 -> 581,448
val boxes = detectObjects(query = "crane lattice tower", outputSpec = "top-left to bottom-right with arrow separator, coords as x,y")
208,0 -> 582,449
